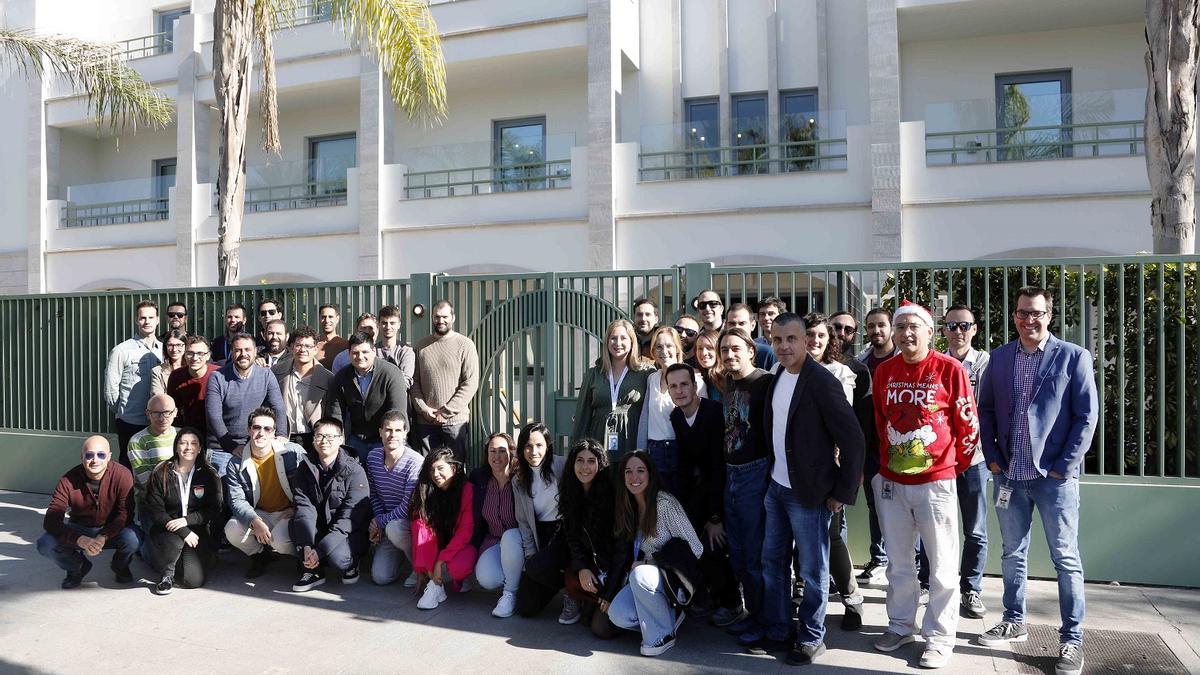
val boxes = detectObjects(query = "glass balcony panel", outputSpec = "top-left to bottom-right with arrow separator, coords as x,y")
63,176 -> 175,228
401,133 -> 575,199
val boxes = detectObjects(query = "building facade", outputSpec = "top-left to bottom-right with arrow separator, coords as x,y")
0,0 -> 1151,293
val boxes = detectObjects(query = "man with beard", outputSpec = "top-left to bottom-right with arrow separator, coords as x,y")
855,307 -> 898,585
316,304 -> 349,371
211,303 -> 252,364
205,333 -> 288,477
324,331 -> 408,463
632,297 -> 660,362
376,304 -> 416,388
161,300 -> 188,338
256,319 -> 291,369
410,301 -> 479,463
695,289 -> 724,331
331,313 -> 379,375
674,315 -> 702,364
104,299 -> 161,467
725,302 -> 777,372
274,325 -> 333,452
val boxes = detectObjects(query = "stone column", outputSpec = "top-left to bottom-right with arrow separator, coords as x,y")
586,0 -> 617,270
766,0 -> 780,166
174,13 -> 203,287
358,55 -> 392,280
866,0 -> 902,261
717,0 -> 731,150
25,78 -> 50,293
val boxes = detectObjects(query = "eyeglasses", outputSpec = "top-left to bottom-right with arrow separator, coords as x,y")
148,410 -> 177,417
84,452 -> 108,461
944,321 -> 975,332
167,312 -> 187,319
166,343 -> 185,349
250,424 -> 275,433
830,323 -> 856,335
313,433 -> 341,442
673,326 -> 698,338
1014,310 -> 1048,321
293,343 -> 315,352
184,351 -> 209,359
698,300 -> 722,310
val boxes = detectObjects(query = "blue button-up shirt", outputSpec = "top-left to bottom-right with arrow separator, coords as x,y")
104,335 -> 162,425
355,368 -> 375,399
1006,336 -> 1047,480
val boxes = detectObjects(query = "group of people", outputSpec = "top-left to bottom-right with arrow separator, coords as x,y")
39,286 -> 1095,673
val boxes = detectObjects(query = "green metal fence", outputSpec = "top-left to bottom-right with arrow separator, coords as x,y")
2,256 -> 1197,480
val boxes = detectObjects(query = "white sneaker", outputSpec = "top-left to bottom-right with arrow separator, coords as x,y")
493,591 -> 517,618
403,572 -> 418,588
417,582 -> 443,610
919,645 -> 953,669
435,582 -> 448,603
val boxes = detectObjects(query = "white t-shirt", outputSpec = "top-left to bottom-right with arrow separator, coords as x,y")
770,369 -> 799,487
644,370 -> 708,442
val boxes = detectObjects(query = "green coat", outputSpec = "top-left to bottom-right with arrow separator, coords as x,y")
572,364 -> 651,458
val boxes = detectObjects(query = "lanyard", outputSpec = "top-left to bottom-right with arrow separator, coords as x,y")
175,466 -> 196,517
608,367 -> 628,411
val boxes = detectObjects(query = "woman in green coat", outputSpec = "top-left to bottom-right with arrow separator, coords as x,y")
572,318 -> 652,461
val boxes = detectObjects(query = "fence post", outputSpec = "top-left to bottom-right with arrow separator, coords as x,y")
682,262 -> 714,315
410,272 -> 434,343
543,272 -> 558,439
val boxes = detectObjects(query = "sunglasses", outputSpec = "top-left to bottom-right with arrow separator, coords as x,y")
944,321 -> 975,332
259,310 -> 278,317
697,300 -> 722,310
250,424 -> 276,432
830,323 -> 856,335
84,452 -> 108,461
673,326 -> 698,338
167,312 -> 187,319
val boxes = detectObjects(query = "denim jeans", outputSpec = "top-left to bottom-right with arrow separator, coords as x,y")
918,461 -> 990,593
724,457 -> 769,622
37,523 -> 140,574
994,473 -> 1086,645
608,565 -> 680,647
207,449 -> 234,479
371,519 -> 413,585
646,439 -> 679,494
475,528 -> 525,594
862,466 -> 887,564
345,436 -> 376,468
761,481 -> 832,646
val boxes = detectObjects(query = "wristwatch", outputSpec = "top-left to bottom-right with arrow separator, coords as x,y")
708,515 -> 722,525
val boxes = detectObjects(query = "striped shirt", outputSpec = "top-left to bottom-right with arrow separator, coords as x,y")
1006,339 -> 1045,481
365,446 -> 423,528
481,477 -> 517,552
128,426 -> 178,510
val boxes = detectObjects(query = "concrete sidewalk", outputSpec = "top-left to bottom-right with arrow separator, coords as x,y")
1,489 -> 1196,674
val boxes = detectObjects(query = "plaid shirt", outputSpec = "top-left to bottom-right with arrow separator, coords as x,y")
1006,337 -> 1047,480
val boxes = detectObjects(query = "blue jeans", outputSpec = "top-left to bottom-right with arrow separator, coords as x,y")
608,565 -> 679,647
474,528 -> 525,594
724,458 -> 768,621
207,449 -> 234,478
863,466 -> 887,564
646,439 -> 679,494
994,474 -> 1085,645
761,481 -> 832,645
37,523 -> 140,574
918,461 -> 990,593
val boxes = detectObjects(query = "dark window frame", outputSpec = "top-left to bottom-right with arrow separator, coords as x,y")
994,69 -> 1073,161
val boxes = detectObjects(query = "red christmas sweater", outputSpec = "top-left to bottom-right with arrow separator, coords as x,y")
872,349 -> 980,485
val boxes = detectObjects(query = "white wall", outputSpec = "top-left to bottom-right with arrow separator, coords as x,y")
46,244 -> 175,291
680,0 -> 719,99
826,0 -> 870,125
194,233 -> 360,287
382,222 -> 589,276
58,126 -> 177,192
728,0 -> 771,94
776,0 -> 820,92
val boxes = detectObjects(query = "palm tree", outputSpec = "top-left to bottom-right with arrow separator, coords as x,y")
1144,0 -> 1198,254
214,0 -> 447,286
0,28 -> 173,131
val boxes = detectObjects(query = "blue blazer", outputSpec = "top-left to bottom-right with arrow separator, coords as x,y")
977,334 -> 1098,478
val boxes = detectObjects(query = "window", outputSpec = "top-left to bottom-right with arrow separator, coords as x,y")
151,158 -> 176,220
684,97 -> 719,178
732,93 -> 768,175
781,89 -> 819,172
155,7 -> 188,53
493,117 -> 546,192
307,133 -> 356,195
995,70 -> 1072,161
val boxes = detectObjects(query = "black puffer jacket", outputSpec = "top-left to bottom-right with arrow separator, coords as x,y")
562,466 -> 616,574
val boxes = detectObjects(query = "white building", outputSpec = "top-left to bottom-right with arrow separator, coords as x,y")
0,0 -> 1151,294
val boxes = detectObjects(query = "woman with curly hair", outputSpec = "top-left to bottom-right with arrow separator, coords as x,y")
410,447 -> 476,610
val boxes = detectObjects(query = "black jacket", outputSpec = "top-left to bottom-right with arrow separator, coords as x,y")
562,466 -> 616,574
291,447 -> 372,557
762,356 -> 866,508
468,466 -> 514,551
323,359 -> 408,441
143,463 -> 223,541
601,535 -> 702,608
670,398 -> 726,526
842,354 -> 878,475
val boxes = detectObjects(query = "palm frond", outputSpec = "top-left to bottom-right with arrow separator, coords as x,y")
332,0 -> 447,125
252,0 -> 283,153
0,28 -> 173,131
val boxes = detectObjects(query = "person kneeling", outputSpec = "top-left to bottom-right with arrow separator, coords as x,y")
291,418 -> 371,591
145,428 -> 222,594
411,447 -> 477,609
600,451 -> 704,657
560,439 -> 620,638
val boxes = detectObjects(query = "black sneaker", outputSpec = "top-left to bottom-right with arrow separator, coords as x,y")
960,590 -> 986,619
739,630 -> 791,655
62,559 -> 93,589
245,551 -> 273,579
342,561 -> 360,585
856,560 -> 885,585
786,641 -> 826,666
840,602 -> 863,631
1054,643 -> 1084,675
791,578 -> 805,607
978,621 -> 1029,647
113,565 -> 133,584
292,568 -> 326,592
154,575 -> 174,596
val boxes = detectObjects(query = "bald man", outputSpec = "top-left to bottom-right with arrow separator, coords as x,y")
128,394 -> 180,550
37,437 -> 139,589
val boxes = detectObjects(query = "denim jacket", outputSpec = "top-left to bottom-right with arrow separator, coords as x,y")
104,335 -> 162,425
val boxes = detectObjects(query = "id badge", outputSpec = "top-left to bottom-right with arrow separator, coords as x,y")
881,480 -> 894,500
607,432 -> 620,453
996,485 -> 1013,510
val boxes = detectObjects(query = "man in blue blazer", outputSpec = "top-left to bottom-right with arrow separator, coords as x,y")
976,287 -> 1097,675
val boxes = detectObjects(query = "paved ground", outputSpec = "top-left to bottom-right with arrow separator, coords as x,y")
1,489 -> 1197,674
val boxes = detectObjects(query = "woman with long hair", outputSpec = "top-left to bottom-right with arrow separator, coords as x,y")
559,439 -> 619,637
692,328 -> 725,401
410,447 -> 477,610
150,329 -> 188,395
636,326 -> 706,492
571,318 -> 651,461
801,312 -> 865,630
512,422 -> 575,621
600,451 -> 703,657
470,432 -> 525,618
144,427 -> 222,595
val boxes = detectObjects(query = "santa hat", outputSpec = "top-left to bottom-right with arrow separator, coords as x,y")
893,300 -> 933,326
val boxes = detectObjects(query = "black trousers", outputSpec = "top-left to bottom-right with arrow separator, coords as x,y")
515,522 -> 567,617
150,531 -> 211,588
114,418 -> 144,468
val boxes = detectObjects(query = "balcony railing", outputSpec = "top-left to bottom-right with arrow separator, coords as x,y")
117,31 -> 173,60
925,88 -> 1146,165
401,134 -> 575,199
62,176 -> 174,228
637,112 -> 848,182
275,0 -> 334,28
235,156 -> 355,213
